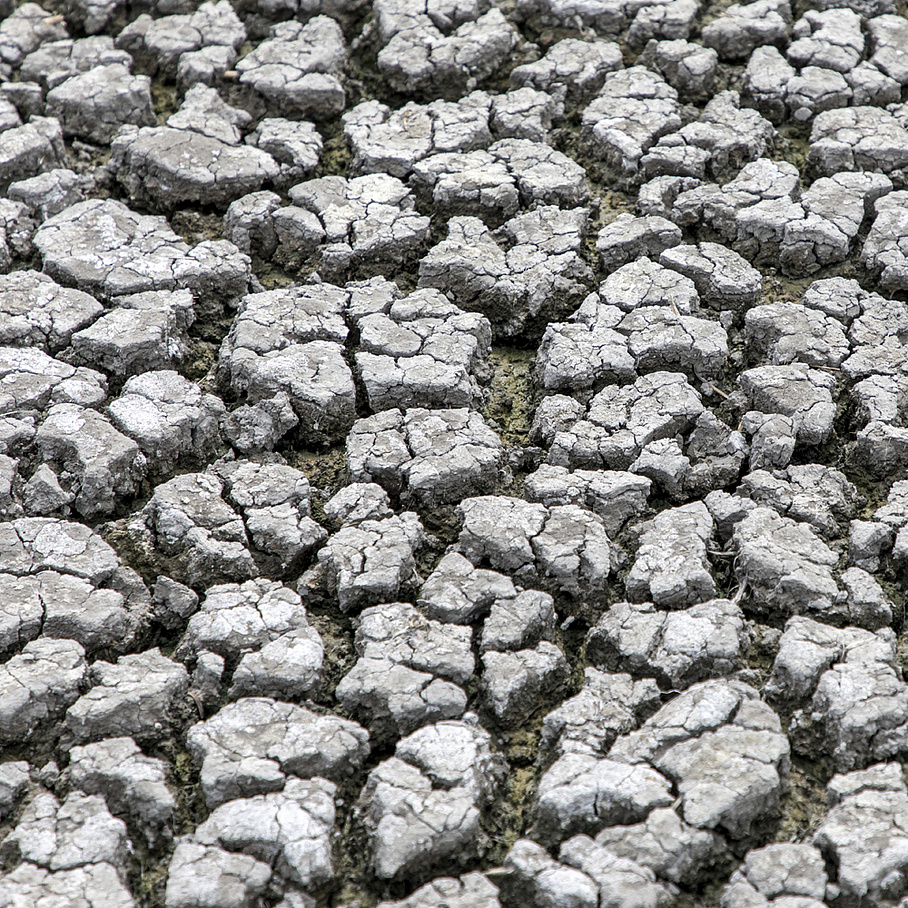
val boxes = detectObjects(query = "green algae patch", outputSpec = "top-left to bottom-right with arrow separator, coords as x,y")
483,764 -> 539,864
170,209 -> 225,246
483,346 -> 537,447
151,81 -> 179,124
287,445 -> 348,507
252,257 -> 298,290
305,609 -> 358,703
773,762 -> 829,843
182,338 -> 219,383
316,119 -> 353,178
771,124 -> 812,174
132,855 -> 169,908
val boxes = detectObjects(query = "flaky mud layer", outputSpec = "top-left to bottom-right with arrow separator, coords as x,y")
1,0 -> 908,906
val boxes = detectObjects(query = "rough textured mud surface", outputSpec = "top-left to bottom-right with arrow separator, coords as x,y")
2,0 -> 908,906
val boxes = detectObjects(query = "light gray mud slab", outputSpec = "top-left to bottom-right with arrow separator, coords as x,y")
5,0 -> 908,905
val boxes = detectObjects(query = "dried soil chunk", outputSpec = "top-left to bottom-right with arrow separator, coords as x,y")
0,3 -> 69,79
722,843 -> 828,908
212,458 -> 327,574
481,641 -> 568,726
0,347 -> 108,416
742,46 -> 795,125
779,622 -> 908,772
336,656 -> 468,742
745,302 -> 849,368
813,763 -> 908,908
0,790 -> 129,874
862,192 -> 908,294
377,9 -> 518,99
0,573 -> 44,654
533,753 -> 674,846
481,589 -> 556,654
587,598 -> 747,689
560,836 -> 676,908
673,159 -> 888,276
418,551 -> 518,625
245,117 -> 322,187
868,14 -> 908,85
142,472 -> 256,586
164,842 -> 271,908
733,507 -> 840,618
596,213 -> 681,271
315,512 -> 424,613
109,126 -> 279,212
419,213 -> 593,338
701,0 -> 790,62
0,763 -> 29,821
346,407 -> 504,507
0,270 -> 102,353
34,199 -> 250,315
67,737 -> 176,845
809,106 -> 908,178
491,140 -> 590,209
581,67 -> 682,181
325,483 -> 393,527
514,0 -> 628,32
15,570 -> 145,655
409,150 -> 517,226
45,63 -> 155,144
627,0 -> 699,48
739,364 -> 836,445
595,808 -> 729,887
337,594 -> 475,736
35,403 -> 145,519
766,617 -> 892,706
0,117 -> 65,193
354,288 -> 492,411
546,372 -> 705,470
70,290 -> 195,377
739,464 -> 859,538
233,340 -> 355,445
619,307 -> 728,379
343,92 -> 492,179
499,839 -> 598,908
0,863 -> 134,908
524,464 -> 650,537
279,173 -> 430,275
20,36 -> 132,89
600,257 -> 700,314
0,637 -> 87,746
175,578 -> 313,661
510,38 -> 622,111
609,680 -> 790,842
169,83 -> 249,139
192,777 -> 336,890
107,371 -> 223,475
65,648 -> 189,743
354,601 -> 474,685
625,501 -> 716,608
788,8 -> 862,73
186,697 -> 369,808
115,1 -> 245,78
377,873 -> 500,908
456,495 -> 620,601
642,91 -> 775,182
0,516 -> 119,583
236,17 -> 347,118
540,668 -> 660,758
359,720 -> 505,879
639,39 -> 718,100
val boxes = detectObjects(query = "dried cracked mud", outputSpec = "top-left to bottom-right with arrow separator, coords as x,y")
1,0 -> 908,905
